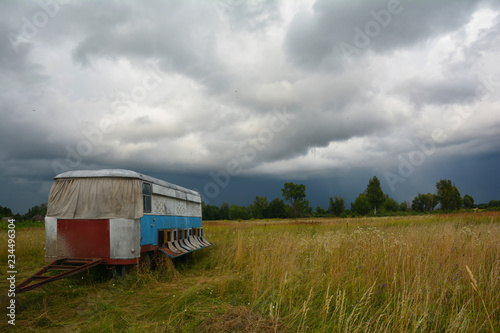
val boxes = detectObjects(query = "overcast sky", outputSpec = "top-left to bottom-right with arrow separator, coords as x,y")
1,0 -> 499,214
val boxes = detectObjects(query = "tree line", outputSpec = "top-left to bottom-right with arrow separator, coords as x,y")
202,177 -> 500,220
0,204 -> 47,221
2,178 -> 499,222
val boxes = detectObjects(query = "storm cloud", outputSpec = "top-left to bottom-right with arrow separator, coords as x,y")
1,0 -> 499,213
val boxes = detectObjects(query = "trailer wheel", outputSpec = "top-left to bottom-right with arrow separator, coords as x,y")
139,252 -> 153,270
111,265 -> 130,278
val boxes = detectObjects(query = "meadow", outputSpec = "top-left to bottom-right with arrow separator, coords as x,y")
0,213 -> 499,332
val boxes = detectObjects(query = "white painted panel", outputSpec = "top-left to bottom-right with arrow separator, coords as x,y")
45,217 -> 57,261
151,195 -> 201,217
152,183 -> 176,198
187,193 -> 202,203
187,201 -> 202,217
176,200 -> 187,215
152,183 -> 201,205
152,195 -> 167,215
109,218 -> 141,259
165,197 -> 176,215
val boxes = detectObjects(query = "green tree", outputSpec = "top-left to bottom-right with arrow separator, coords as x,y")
365,176 -> 384,214
424,193 -> 438,211
328,196 -> 345,217
281,182 -> 310,218
488,200 -> 499,208
228,204 -> 249,220
462,195 -> 474,209
399,201 -> 409,212
315,205 -> 326,215
412,193 -> 437,212
412,195 -> 425,212
265,198 -> 287,218
382,195 -> 399,212
202,202 -> 220,220
249,196 -> 268,219
435,180 -> 462,212
23,203 -> 47,219
351,193 -> 371,216
0,205 -> 13,217
219,202 -> 230,220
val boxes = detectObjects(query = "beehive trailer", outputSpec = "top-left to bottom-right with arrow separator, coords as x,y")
16,169 -> 213,293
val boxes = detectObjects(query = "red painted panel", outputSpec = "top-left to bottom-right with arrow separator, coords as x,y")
105,258 -> 139,265
141,244 -> 156,253
57,219 -> 110,258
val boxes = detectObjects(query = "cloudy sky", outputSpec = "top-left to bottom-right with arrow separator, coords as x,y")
1,0 -> 499,214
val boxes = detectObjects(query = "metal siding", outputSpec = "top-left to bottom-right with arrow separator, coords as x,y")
45,217 -> 57,260
152,183 -> 176,198
187,201 -> 202,217
176,191 -> 187,201
151,195 -> 202,217
109,218 -> 141,259
166,197 -> 176,215
186,193 -> 202,203
140,215 -> 202,246
57,219 -> 110,258
176,200 -> 187,215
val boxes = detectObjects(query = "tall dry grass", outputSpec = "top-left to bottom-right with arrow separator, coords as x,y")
0,226 -> 45,273
199,214 -> 500,332
0,214 -> 498,332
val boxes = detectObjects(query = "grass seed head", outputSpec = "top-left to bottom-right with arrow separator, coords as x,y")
465,265 -> 478,291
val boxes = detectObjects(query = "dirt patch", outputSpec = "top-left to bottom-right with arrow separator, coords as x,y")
199,306 -> 282,333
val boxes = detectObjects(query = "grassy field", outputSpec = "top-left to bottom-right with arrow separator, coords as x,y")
1,213 -> 499,332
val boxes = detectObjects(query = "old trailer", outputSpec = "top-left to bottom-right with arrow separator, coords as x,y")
16,169 -> 212,292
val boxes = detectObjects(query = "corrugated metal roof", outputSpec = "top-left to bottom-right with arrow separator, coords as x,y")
54,169 -> 199,197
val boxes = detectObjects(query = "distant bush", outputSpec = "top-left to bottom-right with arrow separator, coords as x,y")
0,219 -> 44,231
488,200 -> 500,208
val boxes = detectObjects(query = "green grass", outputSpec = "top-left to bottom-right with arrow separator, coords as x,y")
0,220 -> 44,232
1,213 -> 499,332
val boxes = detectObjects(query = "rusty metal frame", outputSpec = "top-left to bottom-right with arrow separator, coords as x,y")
16,258 -> 104,293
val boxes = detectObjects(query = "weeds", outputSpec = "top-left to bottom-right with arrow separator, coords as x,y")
0,213 -> 499,332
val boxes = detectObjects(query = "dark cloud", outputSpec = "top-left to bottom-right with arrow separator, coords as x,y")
0,0 -> 499,214
396,77 -> 479,107
211,0 -> 281,31
284,0 -> 482,70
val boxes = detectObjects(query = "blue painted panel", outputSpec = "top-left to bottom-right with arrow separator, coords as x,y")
140,215 -> 202,246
